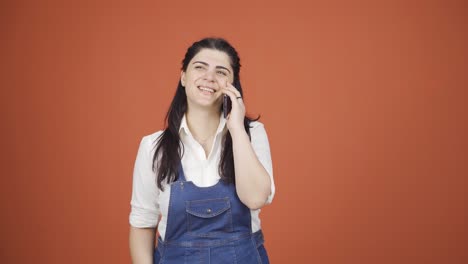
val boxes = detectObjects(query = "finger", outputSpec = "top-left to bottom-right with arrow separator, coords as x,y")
225,82 -> 241,97
222,89 -> 246,111
223,83 -> 244,105
221,88 -> 238,103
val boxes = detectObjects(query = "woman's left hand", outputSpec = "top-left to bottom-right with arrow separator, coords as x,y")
219,80 -> 245,134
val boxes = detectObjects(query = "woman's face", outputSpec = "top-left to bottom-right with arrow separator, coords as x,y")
181,48 -> 234,110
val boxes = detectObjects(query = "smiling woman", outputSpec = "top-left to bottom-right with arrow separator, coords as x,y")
181,49 -> 233,109
128,38 -> 275,264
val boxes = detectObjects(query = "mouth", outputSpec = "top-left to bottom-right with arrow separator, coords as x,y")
198,85 -> 216,94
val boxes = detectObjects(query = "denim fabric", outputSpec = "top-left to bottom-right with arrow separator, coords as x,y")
154,231 -> 270,264
257,244 -> 270,264
153,165 -> 270,264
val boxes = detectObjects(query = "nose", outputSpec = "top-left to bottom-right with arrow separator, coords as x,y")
202,69 -> 216,82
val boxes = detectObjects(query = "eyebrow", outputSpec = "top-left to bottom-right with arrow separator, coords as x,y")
192,61 -> 231,74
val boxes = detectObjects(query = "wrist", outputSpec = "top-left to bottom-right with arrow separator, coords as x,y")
229,127 -> 249,141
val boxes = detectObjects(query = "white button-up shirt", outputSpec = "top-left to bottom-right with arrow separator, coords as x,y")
129,113 -> 275,240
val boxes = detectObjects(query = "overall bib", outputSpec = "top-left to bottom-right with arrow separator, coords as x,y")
153,165 -> 270,264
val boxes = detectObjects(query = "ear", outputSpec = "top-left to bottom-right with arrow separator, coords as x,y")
180,71 -> 186,87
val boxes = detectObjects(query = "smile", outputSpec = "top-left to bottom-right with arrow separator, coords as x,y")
198,86 -> 215,93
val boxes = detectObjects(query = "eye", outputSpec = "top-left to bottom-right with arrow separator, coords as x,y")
217,70 -> 227,76
194,65 -> 204,70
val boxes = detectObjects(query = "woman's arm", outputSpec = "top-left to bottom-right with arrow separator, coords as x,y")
129,134 -> 162,263
220,80 -> 274,210
231,127 -> 272,210
129,226 -> 155,264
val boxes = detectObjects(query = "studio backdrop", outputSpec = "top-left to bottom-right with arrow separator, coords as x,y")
1,0 -> 467,263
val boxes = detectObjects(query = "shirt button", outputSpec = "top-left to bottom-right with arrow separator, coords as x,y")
206,208 -> 212,214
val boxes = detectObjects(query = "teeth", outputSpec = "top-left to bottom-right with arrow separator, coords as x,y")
199,86 -> 214,93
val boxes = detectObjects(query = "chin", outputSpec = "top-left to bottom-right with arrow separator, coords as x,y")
188,99 -> 217,109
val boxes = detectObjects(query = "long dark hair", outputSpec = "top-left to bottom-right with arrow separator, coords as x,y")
152,37 -> 258,190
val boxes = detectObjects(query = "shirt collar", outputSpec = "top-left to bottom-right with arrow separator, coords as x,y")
179,112 -> 227,137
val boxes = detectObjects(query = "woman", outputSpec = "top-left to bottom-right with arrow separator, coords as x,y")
129,37 -> 275,264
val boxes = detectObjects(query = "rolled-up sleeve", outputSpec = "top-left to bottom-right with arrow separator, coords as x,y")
250,122 -> 275,205
129,135 -> 160,228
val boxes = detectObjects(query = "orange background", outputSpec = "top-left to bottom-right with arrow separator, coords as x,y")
1,0 -> 467,263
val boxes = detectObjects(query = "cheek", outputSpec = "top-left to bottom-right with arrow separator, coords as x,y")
216,74 -> 233,84
189,73 -> 204,84
227,74 -> 235,84
214,76 -> 227,84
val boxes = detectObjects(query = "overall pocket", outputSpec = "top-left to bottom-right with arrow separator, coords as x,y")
186,197 -> 233,236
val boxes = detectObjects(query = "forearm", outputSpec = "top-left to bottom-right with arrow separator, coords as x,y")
129,226 -> 155,264
231,129 -> 271,210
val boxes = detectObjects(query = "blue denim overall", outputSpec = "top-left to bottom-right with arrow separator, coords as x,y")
153,165 -> 270,264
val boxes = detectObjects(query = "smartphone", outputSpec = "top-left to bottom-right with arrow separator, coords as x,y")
223,95 -> 231,118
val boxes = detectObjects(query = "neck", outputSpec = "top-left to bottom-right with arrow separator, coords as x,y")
186,106 -> 220,141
